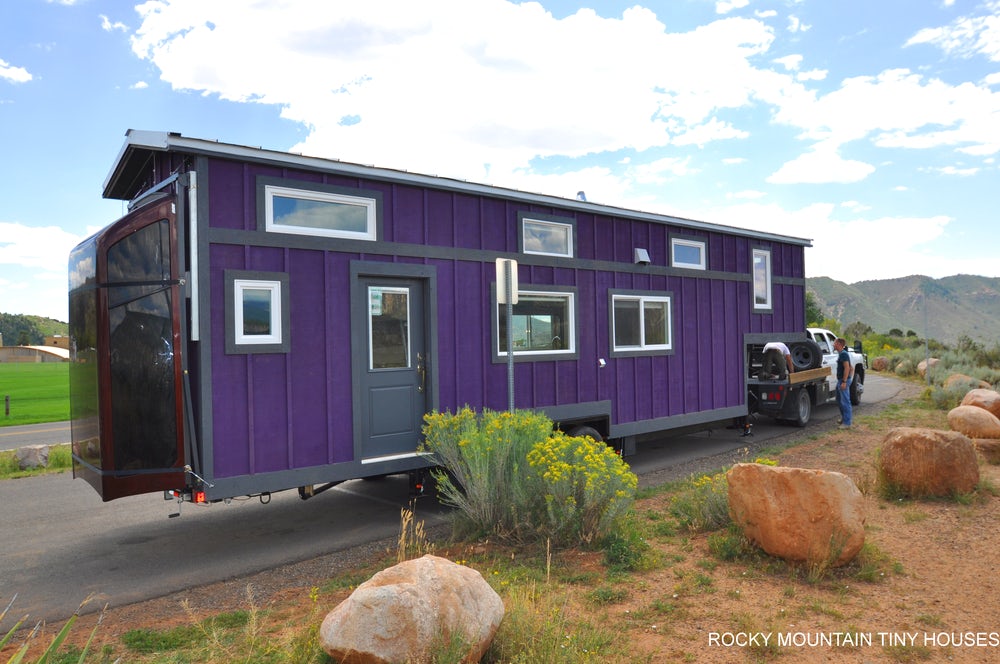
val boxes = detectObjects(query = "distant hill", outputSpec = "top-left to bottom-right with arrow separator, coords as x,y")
0,313 -> 68,346
807,274 -> 1000,346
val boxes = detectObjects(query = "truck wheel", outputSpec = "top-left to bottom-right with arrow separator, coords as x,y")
566,425 -> 603,442
850,371 -> 864,406
792,388 -> 811,427
788,340 -> 823,371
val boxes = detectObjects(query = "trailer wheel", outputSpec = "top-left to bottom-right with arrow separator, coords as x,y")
791,388 -> 811,427
788,340 -> 823,371
566,425 -> 603,442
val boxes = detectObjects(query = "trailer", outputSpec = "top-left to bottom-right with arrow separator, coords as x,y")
68,130 -> 812,506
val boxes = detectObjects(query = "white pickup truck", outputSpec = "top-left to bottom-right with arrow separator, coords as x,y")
745,328 -> 867,427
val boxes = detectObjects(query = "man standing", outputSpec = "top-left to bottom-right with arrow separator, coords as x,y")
834,338 -> 852,429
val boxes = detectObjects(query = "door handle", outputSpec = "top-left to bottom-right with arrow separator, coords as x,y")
416,352 -> 426,393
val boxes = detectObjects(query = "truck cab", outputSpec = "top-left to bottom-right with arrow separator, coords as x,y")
806,327 -> 867,405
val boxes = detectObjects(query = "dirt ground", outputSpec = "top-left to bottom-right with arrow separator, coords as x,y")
618,388 -> 1000,663
7,379 -> 1000,663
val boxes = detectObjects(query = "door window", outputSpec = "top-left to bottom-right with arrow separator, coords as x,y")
368,286 -> 411,369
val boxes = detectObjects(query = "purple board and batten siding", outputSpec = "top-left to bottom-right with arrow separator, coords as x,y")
195,154 -> 806,482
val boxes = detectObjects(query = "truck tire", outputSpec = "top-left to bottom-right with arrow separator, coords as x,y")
566,425 -> 603,442
788,340 -> 822,371
791,388 -> 811,427
850,371 -> 864,406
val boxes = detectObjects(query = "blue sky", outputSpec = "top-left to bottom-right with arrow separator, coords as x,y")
2,0 -> 998,322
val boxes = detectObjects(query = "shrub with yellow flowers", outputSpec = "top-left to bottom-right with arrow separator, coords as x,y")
525,431 -> 638,546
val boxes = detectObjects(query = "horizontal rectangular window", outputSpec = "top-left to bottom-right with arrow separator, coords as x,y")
521,215 -> 574,257
265,184 -> 377,240
612,294 -> 672,353
671,237 -> 706,270
497,290 -> 575,356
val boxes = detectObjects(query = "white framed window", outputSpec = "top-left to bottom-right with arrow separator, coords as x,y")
520,216 -> 574,257
225,270 -> 290,354
264,184 -> 377,240
234,279 -> 283,345
612,294 -> 672,352
671,237 -> 706,270
752,248 -> 772,311
497,290 -> 575,357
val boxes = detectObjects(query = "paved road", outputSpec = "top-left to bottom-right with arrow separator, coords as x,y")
0,421 -> 71,452
0,375 -> 901,630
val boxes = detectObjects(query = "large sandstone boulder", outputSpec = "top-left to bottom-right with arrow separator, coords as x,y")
871,356 -> 889,372
319,554 -> 504,664
917,358 -> 940,378
974,439 -> 1000,465
943,373 -> 992,391
879,428 -> 979,496
961,388 -> 1000,419
948,405 -> 1000,439
727,463 -> 865,566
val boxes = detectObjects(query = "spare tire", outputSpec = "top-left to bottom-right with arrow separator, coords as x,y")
788,340 -> 823,371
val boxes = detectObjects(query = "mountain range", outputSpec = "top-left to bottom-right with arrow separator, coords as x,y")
807,274 -> 1000,346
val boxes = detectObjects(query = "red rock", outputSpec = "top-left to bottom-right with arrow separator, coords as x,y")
727,463 -> 865,566
948,405 -> 1000,439
960,388 -> 1000,419
880,427 -> 979,496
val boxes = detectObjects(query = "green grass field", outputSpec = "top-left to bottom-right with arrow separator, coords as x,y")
0,362 -> 70,426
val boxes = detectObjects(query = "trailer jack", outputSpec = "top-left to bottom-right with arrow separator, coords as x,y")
298,482 -> 345,500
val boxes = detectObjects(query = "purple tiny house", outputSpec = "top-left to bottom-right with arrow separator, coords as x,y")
68,130 -> 811,503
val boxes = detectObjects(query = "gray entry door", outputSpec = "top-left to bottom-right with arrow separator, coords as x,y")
357,278 -> 428,460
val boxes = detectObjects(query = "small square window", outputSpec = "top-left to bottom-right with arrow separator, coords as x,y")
225,271 -> 290,354
752,248 -> 772,311
671,237 -> 706,270
520,215 -> 574,257
235,280 -> 281,345
612,293 -> 672,353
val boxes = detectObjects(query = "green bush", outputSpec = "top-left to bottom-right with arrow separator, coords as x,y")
421,408 -> 638,547
422,407 -> 552,541
669,471 -> 731,533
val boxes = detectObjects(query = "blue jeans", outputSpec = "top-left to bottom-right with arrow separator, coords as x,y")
837,381 -> 853,426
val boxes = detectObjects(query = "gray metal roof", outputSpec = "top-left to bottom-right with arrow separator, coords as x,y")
104,129 -> 812,248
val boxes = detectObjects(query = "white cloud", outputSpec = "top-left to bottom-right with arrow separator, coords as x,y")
716,0 -> 750,15
101,15 -> 129,32
131,80 -> 149,89
0,222 -> 81,271
773,54 -> 803,70
787,15 -> 811,33
768,142 -> 875,184
0,58 -> 32,84
931,165 -> 980,176
128,1 -> 779,188
906,0 -> 1000,62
